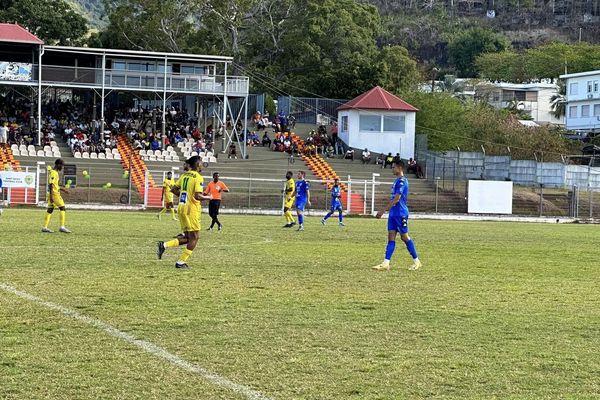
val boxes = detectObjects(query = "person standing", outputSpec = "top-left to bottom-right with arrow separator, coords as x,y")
204,172 -> 229,231
157,171 -> 177,221
42,159 -> 71,233
294,171 -> 311,231
321,178 -> 345,226
372,160 -> 421,272
282,171 -> 296,228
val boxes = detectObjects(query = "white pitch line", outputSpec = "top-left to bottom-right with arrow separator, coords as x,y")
0,283 -> 272,400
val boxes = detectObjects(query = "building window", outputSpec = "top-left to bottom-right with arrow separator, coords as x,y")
595,81 -> 599,92
588,81 -> 593,93
594,104 -> 600,116
359,114 -> 381,132
525,91 -> 538,102
514,91 -> 527,101
341,116 -> 348,133
570,83 -> 579,95
383,115 -> 405,132
569,106 -> 577,118
582,105 -> 590,117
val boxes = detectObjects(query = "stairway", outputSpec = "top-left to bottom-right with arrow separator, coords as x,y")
116,136 -> 163,207
290,134 -> 366,214
0,145 -> 35,205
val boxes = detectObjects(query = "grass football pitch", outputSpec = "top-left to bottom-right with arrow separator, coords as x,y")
1,209 -> 599,399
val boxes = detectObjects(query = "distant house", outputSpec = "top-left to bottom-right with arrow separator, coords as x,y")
560,70 -> 600,133
337,86 -> 418,160
478,82 -> 561,124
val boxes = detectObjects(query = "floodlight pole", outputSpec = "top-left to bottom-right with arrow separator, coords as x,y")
162,55 -> 168,148
371,173 -> 380,215
37,45 -> 43,147
223,62 -> 228,153
101,52 -> 106,133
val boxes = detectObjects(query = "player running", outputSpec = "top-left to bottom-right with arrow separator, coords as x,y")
294,170 -> 311,231
42,159 -> 71,233
282,171 -> 296,228
157,156 -> 211,269
372,160 -> 421,272
321,178 -> 345,226
157,171 -> 177,221
205,172 -> 229,231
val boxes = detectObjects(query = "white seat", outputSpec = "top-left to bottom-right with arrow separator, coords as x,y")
202,157 -> 209,163
155,150 -> 163,157
170,151 -> 178,157
98,153 -> 106,159
52,152 -> 61,158
12,149 -> 21,156
172,155 -> 180,162
44,151 -> 53,157
198,152 -> 205,158
156,155 -> 164,161
37,150 -> 44,157
177,142 -> 184,148
182,151 -> 190,158
105,153 -> 113,160
139,149 -> 146,156
10,144 -> 18,152
51,145 -> 59,152
50,141 -> 57,147
19,145 -> 27,152
209,156 -> 217,163
90,152 -> 98,159
74,152 -> 82,158
146,150 -> 153,156
112,148 -> 119,155
164,155 -> 172,162
82,152 -> 90,159
191,151 -> 198,157
28,151 -> 36,157
114,154 -> 121,160
206,151 -> 214,158
167,146 -> 174,152
149,155 -> 157,161
28,145 -> 35,152
43,145 -> 51,152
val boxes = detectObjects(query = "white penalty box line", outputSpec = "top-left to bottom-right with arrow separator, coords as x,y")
0,283 -> 272,400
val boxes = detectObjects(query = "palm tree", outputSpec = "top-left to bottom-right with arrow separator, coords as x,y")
550,82 -> 566,119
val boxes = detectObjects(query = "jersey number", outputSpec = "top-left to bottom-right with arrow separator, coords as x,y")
182,177 -> 190,191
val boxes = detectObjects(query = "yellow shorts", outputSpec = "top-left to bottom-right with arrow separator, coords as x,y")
164,194 -> 174,204
179,209 -> 201,232
284,197 -> 295,209
47,194 -> 65,208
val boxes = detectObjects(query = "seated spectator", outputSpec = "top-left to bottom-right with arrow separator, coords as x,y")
393,153 -> 401,164
151,138 -> 161,151
344,148 -> 355,161
407,158 -> 417,174
376,153 -> 385,166
361,148 -> 372,164
228,143 -> 237,159
384,153 -> 394,168
262,132 -> 272,147
325,144 -> 334,158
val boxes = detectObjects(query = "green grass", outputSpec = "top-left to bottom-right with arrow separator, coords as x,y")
1,209 -> 599,399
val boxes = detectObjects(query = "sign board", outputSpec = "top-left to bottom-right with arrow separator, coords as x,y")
0,171 -> 36,188
468,180 -> 513,214
0,62 -> 33,82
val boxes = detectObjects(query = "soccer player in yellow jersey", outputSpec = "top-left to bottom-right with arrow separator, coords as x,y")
157,171 -> 177,221
42,159 -> 71,233
282,170 -> 296,228
157,156 -> 211,269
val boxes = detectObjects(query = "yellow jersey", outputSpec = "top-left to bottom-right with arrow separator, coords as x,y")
163,178 -> 175,202
175,171 -> 204,213
285,178 -> 295,201
48,169 -> 60,195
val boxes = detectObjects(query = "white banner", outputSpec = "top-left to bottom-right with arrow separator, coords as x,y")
0,62 -> 33,82
0,171 -> 36,188
468,180 -> 513,214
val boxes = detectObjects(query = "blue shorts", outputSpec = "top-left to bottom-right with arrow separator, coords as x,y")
330,201 -> 342,212
388,215 -> 409,234
296,199 -> 307,211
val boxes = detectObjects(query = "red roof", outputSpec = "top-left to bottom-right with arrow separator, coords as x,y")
337,86 -> 418,112
0,23 -> 44,45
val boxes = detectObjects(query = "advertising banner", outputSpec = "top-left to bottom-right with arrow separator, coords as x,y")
0,62 -> 33,82
0,171 -> 37,188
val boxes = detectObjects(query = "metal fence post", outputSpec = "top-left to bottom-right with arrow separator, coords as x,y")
589,187 -> 593,219
371,173 -> 379,215
363,179 -> 367,215
442,158 -> 446,189
248,172 -> 252,208
347,175 -> 352,214
539,183 -> 543,217
435,177 -> 440,213
144,169 -> 149,209
452,160 -> 456,192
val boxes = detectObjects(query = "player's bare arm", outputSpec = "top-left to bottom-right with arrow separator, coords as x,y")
376,194 -> 400,219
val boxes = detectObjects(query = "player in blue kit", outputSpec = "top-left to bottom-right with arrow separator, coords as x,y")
321,178 -> 345,226
373,160 -> 422,271
294,170 -> 311,231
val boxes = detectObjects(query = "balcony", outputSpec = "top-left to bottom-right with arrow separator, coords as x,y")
27,65 -> 249,96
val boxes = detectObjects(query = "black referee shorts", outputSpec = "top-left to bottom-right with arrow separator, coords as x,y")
208,200 -> 221,217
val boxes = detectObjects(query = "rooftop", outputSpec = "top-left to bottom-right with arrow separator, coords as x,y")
0,23 -> 44,45
560,70 -> 600,79
337,86 -> 418,112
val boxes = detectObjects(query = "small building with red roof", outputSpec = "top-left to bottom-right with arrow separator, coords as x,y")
337,86 -> 418,160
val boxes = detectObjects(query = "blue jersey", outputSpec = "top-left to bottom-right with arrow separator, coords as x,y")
331,185 -> 342,208
296,180 -> 310,201
389,176 -> 409,217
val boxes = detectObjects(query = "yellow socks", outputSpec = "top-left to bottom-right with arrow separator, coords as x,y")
178,249 -> 193,263
59,211 -> 66,227
159,208 -> 166,215
285,211 -> 295,223
165,239 -> 179,248
43,212 -> 52,228
170,208 -> 176,219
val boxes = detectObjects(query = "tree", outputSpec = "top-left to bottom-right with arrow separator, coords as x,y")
475,51 -> 529,82
550,82 -> 566,119
0,0 -> 88,45
375,45 -> 420,93
448,28 -> 509,78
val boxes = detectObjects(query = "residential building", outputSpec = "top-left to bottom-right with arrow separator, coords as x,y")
560,70 -> 600,133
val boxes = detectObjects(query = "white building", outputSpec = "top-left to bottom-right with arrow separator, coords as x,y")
337,86 -> 417,160
560,70 -> 600,132
480,82 -> 561,124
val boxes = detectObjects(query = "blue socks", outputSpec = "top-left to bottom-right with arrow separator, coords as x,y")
338,211 -> 343,222
323,212 -> 333,221
298,214 -> 304,225
384,240 -> 396,261
406,239 -> 418,260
